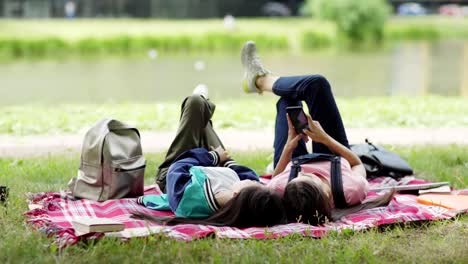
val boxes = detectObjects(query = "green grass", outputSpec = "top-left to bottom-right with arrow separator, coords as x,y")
1,96 -> 467,135
0,146 -> 467,263
0,17 -> 467,60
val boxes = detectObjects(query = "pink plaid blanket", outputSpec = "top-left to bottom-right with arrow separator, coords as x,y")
24,176 -> 466,248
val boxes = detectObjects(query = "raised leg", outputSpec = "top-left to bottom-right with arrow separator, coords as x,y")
156,95 -> 225,192
272,75 -> 350,155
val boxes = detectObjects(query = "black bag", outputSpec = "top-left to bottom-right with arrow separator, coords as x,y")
288,153 -> 348,209
350,139 -> 413,179
0,185 -> 9,205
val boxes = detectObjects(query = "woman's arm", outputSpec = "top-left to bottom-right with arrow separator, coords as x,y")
320,135 -> 366,177
272,115 -> 303,177
272,145 -> 294,177
302,115 -> 366,178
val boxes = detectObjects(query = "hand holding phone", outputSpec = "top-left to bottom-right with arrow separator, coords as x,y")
286,106 -> 309,135
301,115 -> 330,144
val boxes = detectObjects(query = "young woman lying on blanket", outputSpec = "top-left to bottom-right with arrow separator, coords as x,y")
135,41 -> 393,227
241,41 -> 394,225
133,91 -> 286,228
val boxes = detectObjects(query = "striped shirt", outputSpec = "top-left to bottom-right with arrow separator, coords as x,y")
201,166 -> 240,212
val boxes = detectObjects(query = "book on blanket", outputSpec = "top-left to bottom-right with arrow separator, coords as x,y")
369,182 -> 449,192
72,217 -> 125,234
417,194 -> 468,211
418,185 -> 451,194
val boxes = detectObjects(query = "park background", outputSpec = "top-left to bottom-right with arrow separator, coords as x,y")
0,0 -> 467,263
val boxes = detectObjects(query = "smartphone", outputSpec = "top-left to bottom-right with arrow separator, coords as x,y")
286,106 -> 309,134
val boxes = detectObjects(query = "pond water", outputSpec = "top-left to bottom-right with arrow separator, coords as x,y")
1,40 -> 467,105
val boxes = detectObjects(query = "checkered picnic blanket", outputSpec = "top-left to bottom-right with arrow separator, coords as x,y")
24,176 -> 466,248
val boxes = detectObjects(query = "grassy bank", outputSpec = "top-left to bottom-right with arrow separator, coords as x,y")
0,17 -> 467,60
1,96 -> 467,135
0,146 -> 467,263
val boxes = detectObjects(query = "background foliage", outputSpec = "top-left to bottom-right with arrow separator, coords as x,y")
306,0 -> 391,43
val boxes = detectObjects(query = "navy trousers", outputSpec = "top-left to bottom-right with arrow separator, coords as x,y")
273,75 -> 350,167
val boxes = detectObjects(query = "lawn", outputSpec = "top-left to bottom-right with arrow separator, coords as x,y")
0,146 -> 467,263
0,17 -> 467,59
1,96 -> 467,135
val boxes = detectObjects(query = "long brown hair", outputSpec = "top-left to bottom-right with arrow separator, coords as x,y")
283,181 -> 395,225
132,186 -> 287,228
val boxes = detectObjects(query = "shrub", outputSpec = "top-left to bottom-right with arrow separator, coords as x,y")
306,0 -> 391,44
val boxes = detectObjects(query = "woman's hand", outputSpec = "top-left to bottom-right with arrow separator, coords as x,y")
301,114 -> 363,169
211,146 -> 231,163
302,115 -> 330,144
284,114 -> 304,153
273,114 -> 304,177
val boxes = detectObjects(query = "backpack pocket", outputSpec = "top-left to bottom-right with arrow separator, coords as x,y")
109,155 -> 146,199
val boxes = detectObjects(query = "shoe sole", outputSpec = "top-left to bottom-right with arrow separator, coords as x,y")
242,79 -> 251,93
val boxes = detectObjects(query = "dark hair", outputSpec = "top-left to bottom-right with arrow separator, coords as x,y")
283,181 -> 332,225
132,186 -> 287,228
283,181 -> 395,225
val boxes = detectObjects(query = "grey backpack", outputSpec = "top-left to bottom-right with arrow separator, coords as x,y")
68,119 -> 145,201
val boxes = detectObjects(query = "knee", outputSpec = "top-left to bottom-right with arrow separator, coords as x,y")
308,74 -> 332,96
315,75 -> 331,90
276,97 -> 301,110
184,94 -> 205,109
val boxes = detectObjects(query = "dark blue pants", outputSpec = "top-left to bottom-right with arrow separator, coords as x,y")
273,75 -> 349,167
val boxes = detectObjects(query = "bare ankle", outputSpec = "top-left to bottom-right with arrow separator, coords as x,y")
255,76 -> 265,91
256,75 -> 278,92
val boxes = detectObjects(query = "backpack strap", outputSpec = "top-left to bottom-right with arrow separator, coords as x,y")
288,153 -> 348,208
330,156 -> 347,208
288,153 -> 331,182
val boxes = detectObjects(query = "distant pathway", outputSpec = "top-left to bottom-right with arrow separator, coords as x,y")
1,128 -> 468,158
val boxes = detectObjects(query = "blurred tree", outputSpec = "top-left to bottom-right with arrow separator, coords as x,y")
0,0 -> 306,18
306,0 -> 391,44
220,0 -> 269,17
150,0 -> 218,18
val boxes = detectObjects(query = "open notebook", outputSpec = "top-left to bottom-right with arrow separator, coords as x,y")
369,182 -> 450,193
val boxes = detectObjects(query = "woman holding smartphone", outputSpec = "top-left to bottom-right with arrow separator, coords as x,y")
134,88 -> 286,228
136,41 -> 391,228
241,41 -> 393,225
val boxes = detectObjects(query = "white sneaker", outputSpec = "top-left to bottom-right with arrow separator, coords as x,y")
241,41 -> 271,94
193,84 -> 209,99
